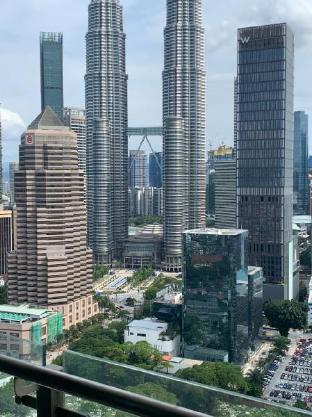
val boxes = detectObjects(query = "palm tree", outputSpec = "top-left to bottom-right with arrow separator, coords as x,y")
246,368 -> 263,386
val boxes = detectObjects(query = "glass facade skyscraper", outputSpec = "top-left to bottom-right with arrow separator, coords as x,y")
293,111 -> 309,215
129,150 -> 147,188
182,228 -> 250,364
40,32 -> 64,119
237,24 -> 294,300
149,152 -> 162,188
163,0 -> 206,271
86,0 -> 128,264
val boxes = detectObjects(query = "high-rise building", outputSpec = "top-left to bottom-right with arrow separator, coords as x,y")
7,107 -> 97,328
293,111 -> 309,215
182,228 -> 250,363
128,187 -> 163,218
129,150 -> 147,188
64,107 -> 86,173
0,112 -> 2,201
163,0 -> 206,271
9,162 -> 18,206
40,32 -> 64,119
86,0 -> 128,264
0,206 -> 14,280
215,160 -> 237,229
236,24 -> 294,300
149,152 -> 162,188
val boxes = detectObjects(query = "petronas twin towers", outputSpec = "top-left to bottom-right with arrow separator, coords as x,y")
86,0 -> 206,269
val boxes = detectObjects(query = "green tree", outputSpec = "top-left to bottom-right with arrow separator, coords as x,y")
264,300 -> 308,337
0,379 -> 30,416
93,265 -> 110,281
0,285 -> 8,304
127,383 -> 177,405
177,362 -> 248,393
272,336 -> 291,355
294,399 -> 308,410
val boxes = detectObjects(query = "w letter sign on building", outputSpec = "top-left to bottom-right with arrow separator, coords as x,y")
240,36 -> 250,44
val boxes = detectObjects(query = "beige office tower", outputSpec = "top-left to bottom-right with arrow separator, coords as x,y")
7,107 -> 98,328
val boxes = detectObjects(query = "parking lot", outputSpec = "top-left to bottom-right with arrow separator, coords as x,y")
262,337 -> 312,409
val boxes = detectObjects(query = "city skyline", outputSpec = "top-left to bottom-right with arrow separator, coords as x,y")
1,0 -> 312,162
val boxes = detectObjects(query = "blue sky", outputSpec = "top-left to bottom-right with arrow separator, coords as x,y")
1,0 -> 312,162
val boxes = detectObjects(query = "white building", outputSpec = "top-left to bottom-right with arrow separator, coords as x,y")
124,318 -> 180,356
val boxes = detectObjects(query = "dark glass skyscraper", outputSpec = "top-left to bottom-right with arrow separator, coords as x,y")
237,24 -> 294,300
293,111 -> 309,215
129,150 -> 147,188
40,32 -> 64,119
182,228 -> 249,363
149,152 -> 162,188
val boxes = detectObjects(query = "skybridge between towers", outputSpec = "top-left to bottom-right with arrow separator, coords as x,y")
127,127 -> 163,171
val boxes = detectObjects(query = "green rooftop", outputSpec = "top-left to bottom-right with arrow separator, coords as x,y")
0,304 -> 51,322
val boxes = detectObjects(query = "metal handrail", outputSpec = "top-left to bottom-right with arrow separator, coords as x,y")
0,354 -> 212,417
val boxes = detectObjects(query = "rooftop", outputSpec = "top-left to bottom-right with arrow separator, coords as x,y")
0,304 -> 52,323
184,228 -> 248,236
127,318 -> 168,332
28,106 -> 67,131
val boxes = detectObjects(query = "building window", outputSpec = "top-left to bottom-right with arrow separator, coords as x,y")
10,332 -> 19,338
88,307 -> 91,315
130,332 -> 134,335
137,333 -> 146,337
42,327 -> 47,336
76,313 -> 79,320
69,305 -> 73,313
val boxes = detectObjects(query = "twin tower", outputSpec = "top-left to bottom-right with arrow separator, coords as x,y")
86,0 -> 206,269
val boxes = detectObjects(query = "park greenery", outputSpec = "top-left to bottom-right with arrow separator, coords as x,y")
128,267 -> 153,288
93,264 -> 110,282
93,293 -> 116,311
144,274 -> 182,300
64,322 -> 166,371
129,216 -> 162,227
0,285 -> 8,304
264,300 -> 308,337
177,361 -> 262,397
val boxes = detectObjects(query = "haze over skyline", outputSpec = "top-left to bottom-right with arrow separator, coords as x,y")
1,0 -> 312,162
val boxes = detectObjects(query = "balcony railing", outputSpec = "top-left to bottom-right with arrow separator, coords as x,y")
1,350 -> 312,417
0,354 -> 211,417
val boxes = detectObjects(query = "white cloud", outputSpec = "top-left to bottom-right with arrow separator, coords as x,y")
1,108 -> 26,162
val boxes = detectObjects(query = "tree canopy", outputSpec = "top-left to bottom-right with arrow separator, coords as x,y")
176,362 -> 249,393
264,300 -> 308,337
69,323 -> 164,370
272,336 -> 291,355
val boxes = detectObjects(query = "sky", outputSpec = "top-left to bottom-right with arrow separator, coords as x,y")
1,0 -> 312,163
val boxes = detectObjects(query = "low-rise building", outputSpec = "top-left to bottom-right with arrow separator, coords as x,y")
124,225 -> 163,269
0,304 -> 63,358
124,318 -> 181,356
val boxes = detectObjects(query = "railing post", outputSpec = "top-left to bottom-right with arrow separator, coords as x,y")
36,386 -> 64,417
